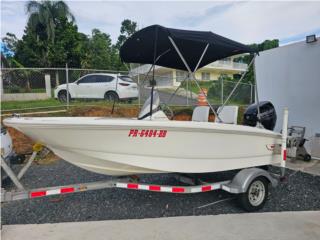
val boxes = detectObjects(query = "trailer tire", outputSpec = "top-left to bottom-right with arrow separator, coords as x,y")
238,176 -> 269,212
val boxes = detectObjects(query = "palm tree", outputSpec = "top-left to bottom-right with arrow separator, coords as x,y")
25,0 -> 75,44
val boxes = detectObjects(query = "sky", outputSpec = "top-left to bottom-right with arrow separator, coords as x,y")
1,0 -> 320,46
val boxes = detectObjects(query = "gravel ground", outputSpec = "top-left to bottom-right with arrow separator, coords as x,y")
1,159 -> 320,225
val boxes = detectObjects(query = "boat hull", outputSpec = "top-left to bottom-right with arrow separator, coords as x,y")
4,117 -> 282,176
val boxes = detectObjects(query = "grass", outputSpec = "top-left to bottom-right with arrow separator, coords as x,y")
180,80 -> 213,94
1,98 -> 63,111
4,88 -> 46,94
1,98 -> 139,112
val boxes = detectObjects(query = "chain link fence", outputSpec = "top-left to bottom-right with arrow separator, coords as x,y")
207,79 -> 254,105
1,67 -> 255,113
132,71 -> 255,107
1,68 -> 129,93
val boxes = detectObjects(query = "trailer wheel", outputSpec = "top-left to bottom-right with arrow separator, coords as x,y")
238,176 -> 269,212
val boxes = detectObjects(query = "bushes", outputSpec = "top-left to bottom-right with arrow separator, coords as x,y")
207,76 -> 253,105
180,80 -> 214,94
208,81 -> 252,105
6,85 -> 21,93
4,86 -> 47,94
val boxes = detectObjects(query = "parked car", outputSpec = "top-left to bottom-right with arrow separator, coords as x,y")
54,73 -> 139,102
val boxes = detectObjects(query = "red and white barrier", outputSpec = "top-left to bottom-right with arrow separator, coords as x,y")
30,187 -> 75,198
115,182 -> 227,194
25,180 -> 230,200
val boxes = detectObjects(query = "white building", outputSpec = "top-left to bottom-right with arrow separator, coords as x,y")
130,56 -> 248,87
255,36 -> 320,157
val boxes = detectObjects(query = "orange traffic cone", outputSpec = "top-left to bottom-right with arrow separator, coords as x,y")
197,89 -> 208,106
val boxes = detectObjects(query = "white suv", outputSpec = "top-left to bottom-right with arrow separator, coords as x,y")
54,73 -> 139,102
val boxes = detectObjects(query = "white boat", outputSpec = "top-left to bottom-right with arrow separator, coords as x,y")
3,110 -> 282,176
4,25 -> 285,176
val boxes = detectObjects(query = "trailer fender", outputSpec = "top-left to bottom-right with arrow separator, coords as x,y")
222,168 -> 278,194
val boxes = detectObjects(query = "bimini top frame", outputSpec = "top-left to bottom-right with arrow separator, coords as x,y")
120,25 -> 257,120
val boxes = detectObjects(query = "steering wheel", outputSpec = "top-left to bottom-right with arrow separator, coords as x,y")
159,103 -> 174,120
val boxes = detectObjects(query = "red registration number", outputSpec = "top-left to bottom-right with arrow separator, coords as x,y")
128,129 -> 167,138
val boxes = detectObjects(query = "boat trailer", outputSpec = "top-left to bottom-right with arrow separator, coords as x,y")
1,146 -> 277,212
1,155 -> 284,212
1,109 -> 288,212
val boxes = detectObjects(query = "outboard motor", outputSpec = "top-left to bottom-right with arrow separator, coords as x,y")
243,101 -> 277,130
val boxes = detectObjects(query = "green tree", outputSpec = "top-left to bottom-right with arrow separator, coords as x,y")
49,16 -> 83,67
111,19 -> 138,71
234,39 -> 279,84
15,26 -> 46,67
116,19 -> 137,49
19,0 -> 75,66
26,0 -> 75,43
86,29 -> 113,69
16,1 -> 83,68
78,33 -> 91,68
13,12 -> 138,70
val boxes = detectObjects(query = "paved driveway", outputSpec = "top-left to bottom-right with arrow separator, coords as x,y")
3,211 -> 320,240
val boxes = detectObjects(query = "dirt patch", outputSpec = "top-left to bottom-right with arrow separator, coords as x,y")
173,113 -> 215,121
69,105 -> 139,118
173,107 -> 215,121
35,151 -> 60,165
7,127 -> 34,155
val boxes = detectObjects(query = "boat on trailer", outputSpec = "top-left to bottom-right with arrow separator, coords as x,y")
4,25 -> 286,177
2,25 -> 289,211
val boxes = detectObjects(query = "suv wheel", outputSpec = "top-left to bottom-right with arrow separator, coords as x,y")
104,92 -> 119,102
58,91 -> 70,103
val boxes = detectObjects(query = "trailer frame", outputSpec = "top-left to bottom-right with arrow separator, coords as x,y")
1,148 -> 278,211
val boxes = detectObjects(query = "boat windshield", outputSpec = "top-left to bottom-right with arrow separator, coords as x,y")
138,91 -> 160,119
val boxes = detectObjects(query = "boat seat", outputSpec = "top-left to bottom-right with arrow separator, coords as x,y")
215,106 -> 238,124
192,106 -> 210,122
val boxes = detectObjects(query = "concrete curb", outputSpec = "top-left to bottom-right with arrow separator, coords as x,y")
2,211 -> 320,240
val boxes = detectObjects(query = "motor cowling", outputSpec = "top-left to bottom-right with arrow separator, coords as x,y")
243,101 -> 277,130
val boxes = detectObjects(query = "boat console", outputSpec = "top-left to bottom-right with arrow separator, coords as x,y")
138,91 -> 169,121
